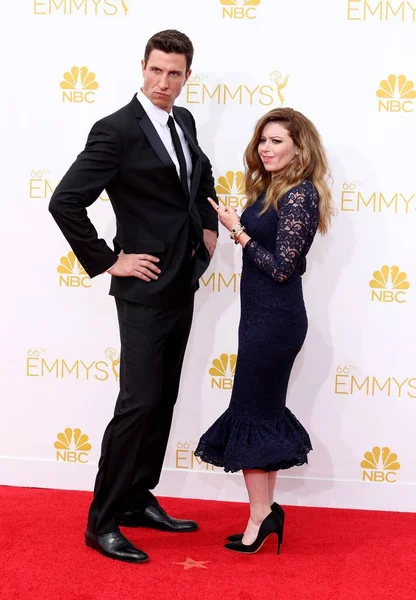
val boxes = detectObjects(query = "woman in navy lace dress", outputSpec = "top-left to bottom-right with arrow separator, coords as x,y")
195,108 -> 333,554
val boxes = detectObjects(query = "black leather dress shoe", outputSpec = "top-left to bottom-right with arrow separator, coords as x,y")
85,529 -> 149,563
119,505 -> 198,532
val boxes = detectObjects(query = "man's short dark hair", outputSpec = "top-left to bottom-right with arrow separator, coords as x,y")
144,29 -> 194,72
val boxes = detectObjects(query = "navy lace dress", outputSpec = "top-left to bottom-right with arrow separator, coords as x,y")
195,180 -> 319,472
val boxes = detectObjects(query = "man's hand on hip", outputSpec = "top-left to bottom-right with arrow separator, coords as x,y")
108,250 -> 161,281
203,229 -> 217,260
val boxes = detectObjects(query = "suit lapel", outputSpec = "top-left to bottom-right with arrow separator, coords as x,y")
130,95 -> 175,170
138,115 -> 175,170
130,96 -> 202,204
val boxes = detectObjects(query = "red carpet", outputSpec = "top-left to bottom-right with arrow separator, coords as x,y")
1,486 -> 415,600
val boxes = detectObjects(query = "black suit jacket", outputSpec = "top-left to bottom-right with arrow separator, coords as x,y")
49,95 -> 218,307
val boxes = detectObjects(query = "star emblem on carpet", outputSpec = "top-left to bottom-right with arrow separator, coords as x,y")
173,557 -> 211,570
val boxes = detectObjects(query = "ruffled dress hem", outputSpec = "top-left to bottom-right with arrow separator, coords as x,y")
194,407 -> 312,474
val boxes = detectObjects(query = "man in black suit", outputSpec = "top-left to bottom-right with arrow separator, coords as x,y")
49,30 -> 218,563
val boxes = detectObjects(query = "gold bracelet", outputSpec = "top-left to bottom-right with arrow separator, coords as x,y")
233,228 -> 245,244
229,224 -> 245,242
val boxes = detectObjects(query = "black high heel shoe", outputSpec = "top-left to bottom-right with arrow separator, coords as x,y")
226,502 -> 285,543
224,512 -> 283,555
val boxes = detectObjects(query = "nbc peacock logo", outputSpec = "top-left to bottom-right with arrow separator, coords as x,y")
215,171 -> 246,209
54,428 -> 92,463
369,265 -> 409,303
60,66 -> 99,103
57,251 -> 91,288
209,353 -> 237,390
221,0 -> 260,19
361,446 -> 400,483
377,74 -> 416,113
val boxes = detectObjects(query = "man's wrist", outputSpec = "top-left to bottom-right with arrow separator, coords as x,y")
106,260 -> 118,274
203,228 -> 219,237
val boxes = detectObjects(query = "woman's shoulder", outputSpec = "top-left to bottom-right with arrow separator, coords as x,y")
282,180 -> 318,207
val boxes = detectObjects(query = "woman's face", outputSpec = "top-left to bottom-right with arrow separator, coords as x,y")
258,122 -> 298,173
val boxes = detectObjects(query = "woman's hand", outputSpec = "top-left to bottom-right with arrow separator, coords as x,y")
207,197 -> 240,232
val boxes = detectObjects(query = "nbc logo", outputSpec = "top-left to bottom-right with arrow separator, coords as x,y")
209,353 -> 237,390
216,171 -> 246,208
376,74 -> 416,113
221,0 -> 260,19
369,265 -> 409,303
54,428 -> 92,463
60,66 -> 98,103
361,446 -> 400,483
57,251 -> 91,288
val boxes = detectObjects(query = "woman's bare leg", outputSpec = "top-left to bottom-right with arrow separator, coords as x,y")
241,469 -> 272,544
268,471 -> 277,505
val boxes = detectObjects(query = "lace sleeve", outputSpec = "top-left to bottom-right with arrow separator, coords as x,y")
244,185 -> 314,283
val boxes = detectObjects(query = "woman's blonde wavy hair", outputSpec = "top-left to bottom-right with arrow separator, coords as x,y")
243,108 -> 334,234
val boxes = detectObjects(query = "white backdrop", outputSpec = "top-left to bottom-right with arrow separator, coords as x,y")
1,0 -> 416,512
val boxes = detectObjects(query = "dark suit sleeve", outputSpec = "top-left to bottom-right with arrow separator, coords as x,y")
49,119 -> 120,278
188,112 -> 219,234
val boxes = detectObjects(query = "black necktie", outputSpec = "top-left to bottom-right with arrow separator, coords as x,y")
167,115 -> 189,199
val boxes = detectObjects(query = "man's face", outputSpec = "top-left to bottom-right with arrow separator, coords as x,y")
141,50 -> 191,112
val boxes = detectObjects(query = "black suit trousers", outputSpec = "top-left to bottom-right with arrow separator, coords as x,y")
87,294 -> 194,534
